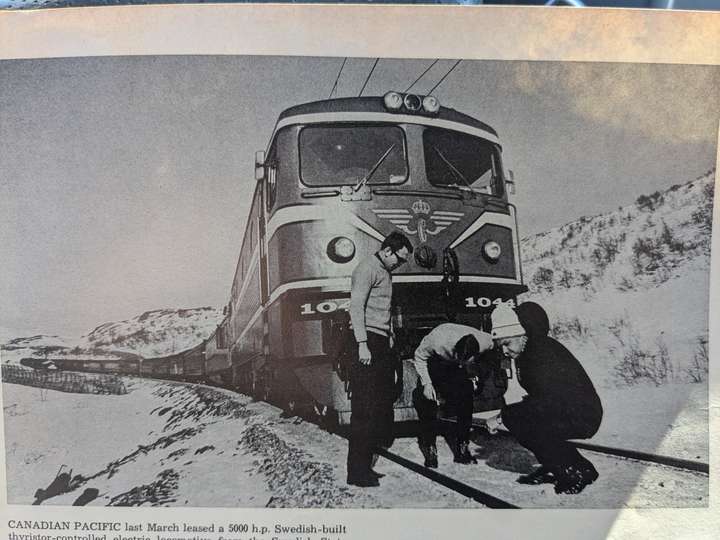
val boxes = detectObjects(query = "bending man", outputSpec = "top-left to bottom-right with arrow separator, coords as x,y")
412,323 -> 494,467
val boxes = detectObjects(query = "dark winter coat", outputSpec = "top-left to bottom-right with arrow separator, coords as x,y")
501,302 -> 603,439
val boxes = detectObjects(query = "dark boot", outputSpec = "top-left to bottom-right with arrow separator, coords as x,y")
347,457 -> 381,487
419,441 -> 438,468
554,463 -> 598,494
517,465 -> 556,485
347,474 -> 380,488
453,440 -> 477,464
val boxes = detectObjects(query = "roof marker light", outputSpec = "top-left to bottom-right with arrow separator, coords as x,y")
403,93 -> 422,112
384,92 -> 403,111
422,95 -> 440,114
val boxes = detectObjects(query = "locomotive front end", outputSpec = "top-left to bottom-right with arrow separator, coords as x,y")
254,93 -> 525,423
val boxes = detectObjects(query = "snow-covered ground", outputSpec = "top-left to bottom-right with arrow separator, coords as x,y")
2,379 -> 707,508
2,380 -> 482,508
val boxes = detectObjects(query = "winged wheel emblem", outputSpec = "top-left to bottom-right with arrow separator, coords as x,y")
372,200 -> 463,243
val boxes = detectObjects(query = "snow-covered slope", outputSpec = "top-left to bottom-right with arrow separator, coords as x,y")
79,307 -> 224,358
520,170 -> 714,387
1,307 -> 224,364
2,334 -> 72,350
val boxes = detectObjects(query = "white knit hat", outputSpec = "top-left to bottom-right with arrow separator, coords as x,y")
491,303 -> 526,339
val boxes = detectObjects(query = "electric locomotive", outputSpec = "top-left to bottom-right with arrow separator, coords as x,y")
206,91 -> 526,424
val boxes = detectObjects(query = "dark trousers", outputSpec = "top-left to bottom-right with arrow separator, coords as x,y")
414,361 -> 475,446
506,406 -> 599,469
347,333 -> 396,479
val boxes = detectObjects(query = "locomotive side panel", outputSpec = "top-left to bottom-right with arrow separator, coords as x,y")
205,319 -> 230,375
228,185 -> 264,378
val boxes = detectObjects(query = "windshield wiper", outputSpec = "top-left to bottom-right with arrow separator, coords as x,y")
353,143 -> 397,192
432,146 -> 475,192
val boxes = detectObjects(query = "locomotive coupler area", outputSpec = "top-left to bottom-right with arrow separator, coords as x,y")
392,311 -> 509,415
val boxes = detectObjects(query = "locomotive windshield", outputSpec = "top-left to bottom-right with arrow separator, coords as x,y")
299,125 -> 408,186
423,127 -> 502,195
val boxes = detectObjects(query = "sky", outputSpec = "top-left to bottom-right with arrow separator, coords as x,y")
1,56 -> 718,338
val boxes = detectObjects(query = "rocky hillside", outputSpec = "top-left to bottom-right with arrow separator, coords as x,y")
520,169 -> 714,387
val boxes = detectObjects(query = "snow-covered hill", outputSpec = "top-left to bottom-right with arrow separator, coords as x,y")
79,307 -> 224,358
0,307 -> 224,364
520,169 -> 714,388
2,334 -> 73,350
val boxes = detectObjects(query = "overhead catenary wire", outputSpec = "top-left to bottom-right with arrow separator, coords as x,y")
329,57 -> 348,99
405,59 -> 440,93
427,60 -> 462,95
358,58 -> 380,97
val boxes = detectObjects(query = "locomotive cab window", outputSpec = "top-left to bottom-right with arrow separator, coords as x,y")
423,127 -> 503,196
299,125 -> 408,186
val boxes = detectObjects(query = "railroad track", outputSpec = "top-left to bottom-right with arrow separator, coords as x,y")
347,419 -> 709,509
135,378 -> 710,508
280,397 -> 709,508
374,445 -> 519,508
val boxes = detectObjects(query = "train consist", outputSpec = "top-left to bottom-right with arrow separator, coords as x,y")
37,92 -> 527,425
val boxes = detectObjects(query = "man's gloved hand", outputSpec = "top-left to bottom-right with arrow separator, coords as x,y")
485,413 -> 504,435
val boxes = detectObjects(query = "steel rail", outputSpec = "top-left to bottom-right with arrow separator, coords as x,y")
569,441 -> 709,474
460,419 -> 709,475
374,446 -> 519,509
329,423 -> 519,508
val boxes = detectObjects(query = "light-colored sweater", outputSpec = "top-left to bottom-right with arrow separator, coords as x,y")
412,323 -> 494,385
350,253 -> 392,342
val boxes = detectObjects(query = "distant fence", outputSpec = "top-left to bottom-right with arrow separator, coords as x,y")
1,364 -> 127,395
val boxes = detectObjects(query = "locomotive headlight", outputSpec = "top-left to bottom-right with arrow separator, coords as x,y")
327,236 -> 356,263
482,240 -> 502,262
422,95 -> 440,114
383,92 -> 403,111
403,93 -> 422,112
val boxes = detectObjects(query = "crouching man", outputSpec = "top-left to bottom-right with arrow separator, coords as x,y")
487,302 -> 603,495
411,323 -> 494,467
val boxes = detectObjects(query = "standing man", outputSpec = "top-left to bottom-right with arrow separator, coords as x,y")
411,323 -> 494,467
347,231 -> 413,487
486,302 -> 603,495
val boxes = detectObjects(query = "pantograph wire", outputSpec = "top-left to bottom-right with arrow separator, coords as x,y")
358,58 -> 380,97
329,58 -> 348,99
405,59 -> 440,93
428,60 -> 462,95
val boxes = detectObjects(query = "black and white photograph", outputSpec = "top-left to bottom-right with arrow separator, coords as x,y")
1,12 -> 718,515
